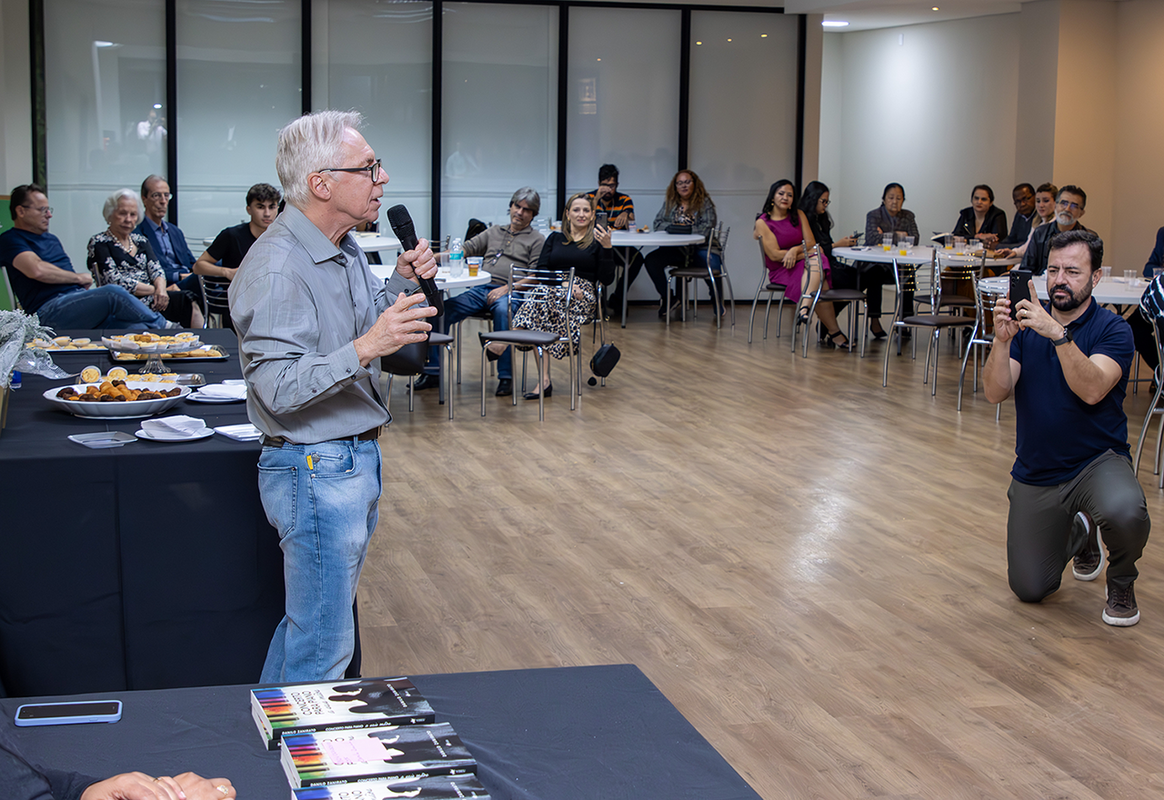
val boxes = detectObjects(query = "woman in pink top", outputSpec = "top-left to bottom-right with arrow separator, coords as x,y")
753,180 -> 851,350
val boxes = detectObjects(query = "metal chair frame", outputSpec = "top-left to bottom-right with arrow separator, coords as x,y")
747,241 -> 788,343
1133,316 -> 1164,487
957,272 -> 1004,417
800,244 -> 868,358
665,224 -> 735,330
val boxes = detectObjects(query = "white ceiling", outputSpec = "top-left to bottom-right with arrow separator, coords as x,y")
782,0 -> 1024,32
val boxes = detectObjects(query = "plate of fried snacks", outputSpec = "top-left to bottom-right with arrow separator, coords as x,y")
102,331 -> 201,353
44,380 -> 191,419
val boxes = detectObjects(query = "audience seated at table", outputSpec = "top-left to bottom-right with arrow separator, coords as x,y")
1016,184 -> 1090,275
416,186 -> 546,398
996,182 -> 1058,260
643,170 -> 721,318
486,192 -> 613,399
1125,226 -> 1164,374
87,188 -> 203,329
193,182 -> 281,330
951,184 -> 1008,247
135,175 -> 203,307
587,163 -> 643,314
856,182 -> 920,337
0,183 -> 171,330
0,722 -> 235,800
754,179 -> 851,350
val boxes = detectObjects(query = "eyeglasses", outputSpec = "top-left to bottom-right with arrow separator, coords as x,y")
675,179 -> 693,187
1057,199 -> 1083,212
148,192 -> 172,201
511,204 -> 534,216
319,159 -> 383,182
21,204 -> 52,215
819,199 -> 831,207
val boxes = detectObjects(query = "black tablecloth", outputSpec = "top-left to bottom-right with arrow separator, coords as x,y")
0,664 -> 762,800
0,328 -> 283,697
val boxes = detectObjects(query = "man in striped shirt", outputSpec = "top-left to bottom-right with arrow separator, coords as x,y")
588,164 -> 642,314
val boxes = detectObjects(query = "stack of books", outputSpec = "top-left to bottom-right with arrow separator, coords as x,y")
251,677 -> 491,799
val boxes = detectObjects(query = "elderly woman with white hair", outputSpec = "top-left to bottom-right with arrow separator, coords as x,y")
86,188 -> 203,328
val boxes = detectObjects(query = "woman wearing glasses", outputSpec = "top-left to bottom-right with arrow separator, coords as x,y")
488,193 -> 614,400
755,179 -> 851,350
87,188 -> 203,328
643,170 -> 720,318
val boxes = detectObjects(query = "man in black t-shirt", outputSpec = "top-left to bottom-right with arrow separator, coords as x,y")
194,182 -> 281,328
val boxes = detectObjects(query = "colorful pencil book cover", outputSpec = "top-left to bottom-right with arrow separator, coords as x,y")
280,722 -> 476,788
251,677 -> 436,750
291,773 -> 491,799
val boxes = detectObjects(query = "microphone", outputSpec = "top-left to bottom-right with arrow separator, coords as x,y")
386,204 -> 443,316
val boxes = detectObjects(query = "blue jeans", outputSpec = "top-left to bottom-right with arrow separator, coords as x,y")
35,285 -> 168,330
425,283 -> 514,380
257,437 -> 382,683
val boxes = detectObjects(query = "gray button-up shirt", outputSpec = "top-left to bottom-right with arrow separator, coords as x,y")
229,204 -> 416,444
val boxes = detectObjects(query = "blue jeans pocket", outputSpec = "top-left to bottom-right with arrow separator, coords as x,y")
258,456 -> 298,539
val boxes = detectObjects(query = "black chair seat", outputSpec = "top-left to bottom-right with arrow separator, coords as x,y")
899,314 -> 975,328
819,289 -> 866,302
429,332 -> 454,345
670,266 -> 722,279
480,328 -> 559,347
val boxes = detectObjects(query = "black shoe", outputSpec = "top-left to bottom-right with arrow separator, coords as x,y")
524,383 -> 552,400
486,346 -> 502,363
1104,581 -> 1140,626
413,373 -> 440,391
1071,511 -> 1105,582
495,379 -> 512,396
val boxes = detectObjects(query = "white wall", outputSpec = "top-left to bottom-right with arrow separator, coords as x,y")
0,2 -> 32,193
820,14 -> 1021,245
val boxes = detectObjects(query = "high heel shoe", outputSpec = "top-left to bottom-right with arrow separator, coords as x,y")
523,383 -> 553,400
826,330 -> 853,351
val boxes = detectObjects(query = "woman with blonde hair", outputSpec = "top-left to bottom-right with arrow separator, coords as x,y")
488,192 -> 614,399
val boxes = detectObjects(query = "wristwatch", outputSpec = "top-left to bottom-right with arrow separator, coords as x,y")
1051,327 -> 1073,347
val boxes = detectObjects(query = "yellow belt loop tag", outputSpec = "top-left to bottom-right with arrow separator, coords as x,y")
306,455 -> 314,470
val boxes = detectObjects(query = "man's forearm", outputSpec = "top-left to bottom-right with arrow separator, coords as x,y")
982,343 -> 1014,403
1057,343 -> 1119,405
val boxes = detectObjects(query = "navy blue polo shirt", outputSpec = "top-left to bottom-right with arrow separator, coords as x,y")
1010,299 -> 1133,485
0,227 -> 82,313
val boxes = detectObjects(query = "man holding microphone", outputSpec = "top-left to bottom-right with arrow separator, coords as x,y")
231,110 -> 438,681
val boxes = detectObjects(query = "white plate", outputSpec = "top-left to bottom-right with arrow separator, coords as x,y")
135,427 -> 215,442
102,335 -> 202,353
44,382 -> 191,419
187,391 -> 246,404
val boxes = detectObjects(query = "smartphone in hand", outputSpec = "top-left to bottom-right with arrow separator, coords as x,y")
595,210 -> 609,230
1009,268 -> 1033,308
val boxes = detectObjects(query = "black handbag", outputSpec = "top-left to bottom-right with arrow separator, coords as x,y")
589,343 -> 621,377
665,223 -> 692,235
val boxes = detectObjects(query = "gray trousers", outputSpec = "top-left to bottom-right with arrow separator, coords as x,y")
1007,450 -> 1150,602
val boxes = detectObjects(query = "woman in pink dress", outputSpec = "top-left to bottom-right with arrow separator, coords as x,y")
753,180 -> 850,350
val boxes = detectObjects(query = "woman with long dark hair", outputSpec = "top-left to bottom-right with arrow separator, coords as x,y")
951,184 -> 1007,247
643,169 -> 720,317
754,179 -> 850,350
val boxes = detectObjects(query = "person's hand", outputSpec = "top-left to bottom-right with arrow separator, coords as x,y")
611,211 -> 629,230
77,271 -> 95,289
80,772 -> 186,800
394,237 -> 436,282
837,235 -> 857,248
1013,279 -> 1059,339
782,248 -> 798,269
153,285 -> 169,311
995,247 -> 1015,259
354,291 -> 438,366
594,225 -> 612,248
174,773 -> 236,800
876,226 -> 884,235
992,296 -> 1021,345
977,232 -> 999,246
486,284 -> 510,304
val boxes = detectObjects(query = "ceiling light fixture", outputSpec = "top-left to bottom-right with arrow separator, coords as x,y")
821,20 -> 849,28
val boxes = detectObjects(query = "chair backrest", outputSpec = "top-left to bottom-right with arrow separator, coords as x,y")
800,242 -> 824,302
506,262 -> 579,344
0,266 -> 18,311
709,224 -> 730,266
202,274 -> 231,324
888,254 -> 940,319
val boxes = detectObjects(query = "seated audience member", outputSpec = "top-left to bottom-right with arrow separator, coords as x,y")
194,182 -> 282,329
135,175 -> 201,298
586,164 -> 642,314
1018,185 -> 1090,276
996,182 -> 1058,260
801,180 -> 859,330
0,184 -> 169,330
415,187 -> 546,397
754,180 -> 851,350
1125,227 -> 1164,373
0,722 -> 235,800
857,182 -> 920,336
998,183 -> 1037,248
644,170 -> 721,318
87,188 -> 203,329
486,192 -> 613,399
951,184 -> 1008,247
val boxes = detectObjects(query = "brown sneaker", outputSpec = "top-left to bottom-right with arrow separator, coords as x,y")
1103,581 -> 1140,627
1071,511 -> 1104,582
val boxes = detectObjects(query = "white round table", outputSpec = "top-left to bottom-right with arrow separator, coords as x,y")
832,245 -> 1020,270
367,264 -> 492,291
609,230 -> 706,326
353,232 -> 402,253
980,274 -> 1147,306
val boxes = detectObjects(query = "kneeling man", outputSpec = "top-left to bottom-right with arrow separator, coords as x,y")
984,229 -> 1150,626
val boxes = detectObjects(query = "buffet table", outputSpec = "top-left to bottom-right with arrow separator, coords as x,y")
0,328 -> 283,697
0,664 -> 763,800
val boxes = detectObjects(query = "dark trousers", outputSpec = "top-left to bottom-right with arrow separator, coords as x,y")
843,262 -> 910,320
1127,306 -> 1159,373
607,248 -> 644,311
1006,450 -> 1149,602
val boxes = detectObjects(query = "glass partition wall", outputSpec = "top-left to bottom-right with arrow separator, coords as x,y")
40,1 -> 796,277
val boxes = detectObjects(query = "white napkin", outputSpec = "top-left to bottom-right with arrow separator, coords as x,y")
141,415 -> 209,437
213,423 -> 263,441
196,383 -> 248,399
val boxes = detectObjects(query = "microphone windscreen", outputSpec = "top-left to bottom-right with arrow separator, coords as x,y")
387,204 -> 419,251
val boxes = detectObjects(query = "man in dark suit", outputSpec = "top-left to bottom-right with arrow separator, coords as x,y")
135,174 -> 203,301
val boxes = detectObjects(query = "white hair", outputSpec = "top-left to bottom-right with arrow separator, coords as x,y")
103,188 -> 142,224
276,110 -> 364,209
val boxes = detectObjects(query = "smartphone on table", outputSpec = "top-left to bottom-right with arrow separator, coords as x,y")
15,700 -> 122,727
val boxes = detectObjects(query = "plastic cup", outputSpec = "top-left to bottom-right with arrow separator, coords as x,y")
882,233 -> 893,252
467,257 -> 481,277
1101,266 -> 1112,281
1125,269 -> 1137,282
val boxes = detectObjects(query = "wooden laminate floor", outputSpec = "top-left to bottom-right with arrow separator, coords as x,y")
363,301 -> 1164,799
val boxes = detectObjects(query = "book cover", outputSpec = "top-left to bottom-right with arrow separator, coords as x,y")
291,773 -> 491,799
281,722 -> 476,788
251,677 -> 436,750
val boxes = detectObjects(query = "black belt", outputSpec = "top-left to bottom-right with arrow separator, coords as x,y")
261,427 -> 382,448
